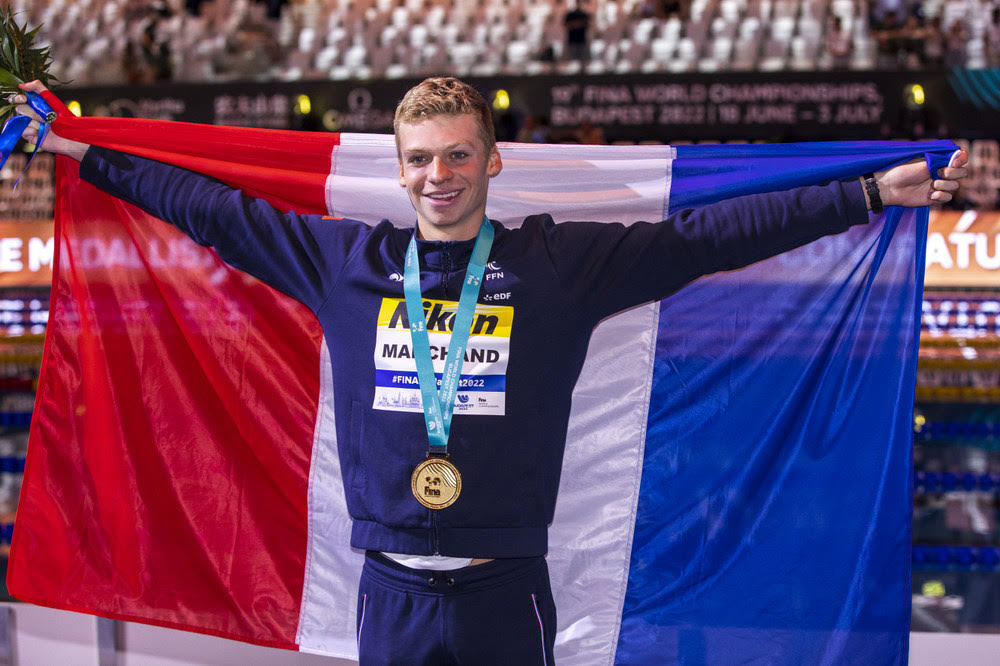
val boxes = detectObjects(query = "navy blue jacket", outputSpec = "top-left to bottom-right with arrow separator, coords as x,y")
80,146 -> 870,558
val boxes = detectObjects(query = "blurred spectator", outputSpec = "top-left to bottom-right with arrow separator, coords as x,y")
826,16 -> 852,69
563,1 -> 591,61
516,115 -> 552,143
873,10 -> 904,68
141,22 -> 174,82
635,0 -> 659,19
121,5 -> 174,83
635,0 -> 686,19
660,0 -> 686,19
259,0 -> 289,21
123,39 -> 150,85
987,8 -> 1000,67
212,23 -> 279,80
924,16 -> 945,67
576,121 -> 605,144
901,15 -> 924,69
945,19 -> 968,68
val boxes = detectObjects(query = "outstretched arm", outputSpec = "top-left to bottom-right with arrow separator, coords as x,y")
11,81 -> 370,313
546,149 -> 969,322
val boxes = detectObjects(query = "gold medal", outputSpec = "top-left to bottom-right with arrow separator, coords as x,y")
411,456 -> 462,509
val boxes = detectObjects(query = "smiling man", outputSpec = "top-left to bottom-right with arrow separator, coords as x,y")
395,86 -> 503,243
16,76 -> 967,665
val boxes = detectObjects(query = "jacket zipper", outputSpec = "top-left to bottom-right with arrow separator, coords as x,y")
431,509 -> 441,555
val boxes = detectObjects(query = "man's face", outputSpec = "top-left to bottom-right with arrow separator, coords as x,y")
397,113 -> 502,241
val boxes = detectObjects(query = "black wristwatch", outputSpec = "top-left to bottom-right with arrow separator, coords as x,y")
862,173 -> 883,214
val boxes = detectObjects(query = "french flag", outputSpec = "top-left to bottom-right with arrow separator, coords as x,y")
8,93 -> 957,664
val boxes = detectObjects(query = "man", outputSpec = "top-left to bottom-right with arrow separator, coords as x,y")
563,1 -> 591,62
16,77 -> 967,664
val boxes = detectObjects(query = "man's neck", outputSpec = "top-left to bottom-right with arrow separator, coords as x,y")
416,219 -> 483,242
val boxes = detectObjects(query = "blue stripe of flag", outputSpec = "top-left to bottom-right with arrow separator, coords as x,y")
616,141 -> 952,665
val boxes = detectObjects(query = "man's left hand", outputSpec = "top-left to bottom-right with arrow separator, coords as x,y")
874,149 -> 969,208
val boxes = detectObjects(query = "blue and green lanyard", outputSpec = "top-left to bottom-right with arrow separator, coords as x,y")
403,216 -> 494,457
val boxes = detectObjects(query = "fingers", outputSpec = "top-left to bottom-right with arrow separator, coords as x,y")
937,165 -> 968,180
9,80 -> 49,118
17,80 -> 46,94
11,101 -> 41,122
19,126 -> 40,146
948,148 -> 969,169
937,148 -> 969,180
928,177 -> 962,203
937,149 -> 969,180
931,149 -> 968,206
927,148 -> 969,205
932,178 -> 961,193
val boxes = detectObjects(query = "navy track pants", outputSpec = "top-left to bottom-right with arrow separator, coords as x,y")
357,552 -> 557,665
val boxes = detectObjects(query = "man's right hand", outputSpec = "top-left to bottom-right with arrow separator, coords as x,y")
12,80 -> 90,162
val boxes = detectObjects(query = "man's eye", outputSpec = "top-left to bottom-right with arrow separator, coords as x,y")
409,156 -> 427,165
451,152 -> 468,160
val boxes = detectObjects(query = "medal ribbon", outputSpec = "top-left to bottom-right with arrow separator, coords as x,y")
403,216 -> 494,455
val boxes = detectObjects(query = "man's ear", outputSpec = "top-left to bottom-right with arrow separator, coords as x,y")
487,146 -> 503,178
398,161 -> 406,187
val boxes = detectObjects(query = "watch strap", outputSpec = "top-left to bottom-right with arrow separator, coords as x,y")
863,173 -> 883,214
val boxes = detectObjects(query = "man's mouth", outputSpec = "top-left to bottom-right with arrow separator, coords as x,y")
425,190 -> 461,201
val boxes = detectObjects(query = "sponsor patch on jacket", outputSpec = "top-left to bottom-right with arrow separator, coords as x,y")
372,297 -> 512,415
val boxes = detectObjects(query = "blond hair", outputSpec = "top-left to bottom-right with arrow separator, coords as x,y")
394,77 -> 495,153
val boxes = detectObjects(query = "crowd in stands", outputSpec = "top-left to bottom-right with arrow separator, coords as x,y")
870,4 -> 1000,68
11,0 -> 1000,85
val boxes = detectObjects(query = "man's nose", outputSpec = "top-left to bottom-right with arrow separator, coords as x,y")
429,157 -> 452,181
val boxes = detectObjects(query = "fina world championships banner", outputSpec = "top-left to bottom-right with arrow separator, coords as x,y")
59,70 -> 1000,142
6,91 -> 959,664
